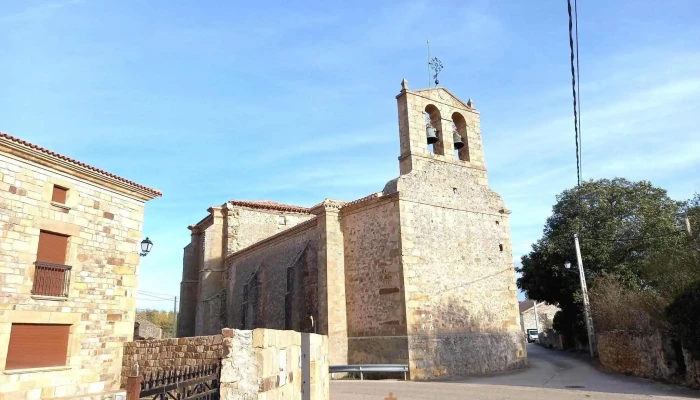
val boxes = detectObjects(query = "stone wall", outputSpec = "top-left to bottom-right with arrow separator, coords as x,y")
341,195 -> 408,364
392,86 -> 525,379
180,204 -> 314,338
597,330 -> 700,389
220,328 -> 329,400
538,329 -> 564,350
0,150 -> 152,399
121,329 -> 330,400
121,335 -> 223,387
225,219 -> 319,334
134,318 -> 162,340
520,303 -> 559,333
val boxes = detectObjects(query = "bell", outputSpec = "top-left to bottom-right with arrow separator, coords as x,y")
453,132 -> 464,150
426,126 -> 438,144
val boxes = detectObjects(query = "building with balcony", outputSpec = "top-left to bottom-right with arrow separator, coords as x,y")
0,132 -> 161,399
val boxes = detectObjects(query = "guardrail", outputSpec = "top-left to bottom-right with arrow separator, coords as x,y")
329,364 -> 409,380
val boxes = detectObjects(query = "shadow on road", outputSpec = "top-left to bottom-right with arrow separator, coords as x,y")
428,344 -> 700,398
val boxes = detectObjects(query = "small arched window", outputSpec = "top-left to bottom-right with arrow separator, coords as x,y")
452,112 -> 469,161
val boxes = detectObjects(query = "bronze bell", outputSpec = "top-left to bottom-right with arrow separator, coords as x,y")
453,132 -> 464,150
426,126 -> 438,144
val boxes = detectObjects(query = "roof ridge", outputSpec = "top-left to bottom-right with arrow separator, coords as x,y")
228,199 -> 311,213
0,131 -> 161,197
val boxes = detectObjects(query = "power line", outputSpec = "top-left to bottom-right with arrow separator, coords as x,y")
580,231 -> 686,242
140,290 -> 176,297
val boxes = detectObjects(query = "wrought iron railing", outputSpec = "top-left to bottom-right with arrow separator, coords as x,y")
31,262 -> 71,297
140,364 -> 220,400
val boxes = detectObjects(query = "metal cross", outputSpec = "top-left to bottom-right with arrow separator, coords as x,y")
429,57 -> 443,86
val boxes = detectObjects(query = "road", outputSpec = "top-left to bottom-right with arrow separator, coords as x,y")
331,344 -> 700,400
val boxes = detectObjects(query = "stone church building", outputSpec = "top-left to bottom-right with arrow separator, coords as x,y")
177,81 -> 525,379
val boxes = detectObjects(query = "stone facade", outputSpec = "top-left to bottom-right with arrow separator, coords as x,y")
133,318 -> 163,340
179,81 -> 525,379
0,132 -> 161,399
519,301 -> 559,334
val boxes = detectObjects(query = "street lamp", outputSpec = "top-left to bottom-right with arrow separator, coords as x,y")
140,237 -> 153,257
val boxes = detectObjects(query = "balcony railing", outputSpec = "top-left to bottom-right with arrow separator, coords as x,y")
32,262 -> 72,297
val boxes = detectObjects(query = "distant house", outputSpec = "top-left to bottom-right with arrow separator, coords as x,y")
519,300 -> 560,334
134,319 -> 163,340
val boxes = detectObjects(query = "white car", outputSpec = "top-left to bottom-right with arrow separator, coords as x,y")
526,329 -> 539,343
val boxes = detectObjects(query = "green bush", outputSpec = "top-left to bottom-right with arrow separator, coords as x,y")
666,281 -> 700,360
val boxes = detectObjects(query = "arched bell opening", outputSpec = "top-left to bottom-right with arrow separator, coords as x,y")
425,104 -> 444,155
452,112 -> 470,161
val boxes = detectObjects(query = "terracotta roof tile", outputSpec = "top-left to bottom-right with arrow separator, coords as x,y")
0,131 -> 162,197
228,200 -> 311,214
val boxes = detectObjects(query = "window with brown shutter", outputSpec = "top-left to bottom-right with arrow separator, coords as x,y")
5,323 -> 70,370
36,231 -> 68,265
32,231 -> 71,297
51,185 -> 68,204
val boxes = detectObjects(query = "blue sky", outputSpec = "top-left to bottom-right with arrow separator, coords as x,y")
2,0 -> 699,310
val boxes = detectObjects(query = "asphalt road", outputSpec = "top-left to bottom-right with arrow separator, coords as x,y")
331,344 -> 700,399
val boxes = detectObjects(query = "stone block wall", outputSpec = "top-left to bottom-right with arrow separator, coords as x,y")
225,219 -> 319,334
120,335 -> 223,387
0,151 -> 151,399
520,303 -> 559,333
220,328 -> 329,400
597,330 -> 700,389
341,195 -> 407,364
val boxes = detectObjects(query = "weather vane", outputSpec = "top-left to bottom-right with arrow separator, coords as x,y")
426,40 -> 443,87
429,57 -> 443,86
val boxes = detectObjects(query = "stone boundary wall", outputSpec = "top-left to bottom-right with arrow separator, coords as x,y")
221,328 -> 329,400
538,329 -> 563,350
598,330 -> 700,389
121,329 -> 330,399
121,335 -> 223,387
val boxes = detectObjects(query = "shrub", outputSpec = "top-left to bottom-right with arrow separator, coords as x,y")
666,281 -> 700,360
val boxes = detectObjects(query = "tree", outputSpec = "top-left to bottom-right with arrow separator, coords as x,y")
517,178 -> 685,344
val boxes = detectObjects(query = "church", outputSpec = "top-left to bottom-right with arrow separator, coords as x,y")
177,80 -> 525,379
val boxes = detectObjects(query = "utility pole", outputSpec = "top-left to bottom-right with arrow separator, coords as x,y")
685,214 -> 692,235
173,296 -> 178,338
533,301 -> 540,333
574,234 -> 596,357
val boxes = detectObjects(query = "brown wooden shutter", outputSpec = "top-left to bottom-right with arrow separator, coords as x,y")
51,186 -> 68,204
37,231 -> 68,265
5,324 -> 70,370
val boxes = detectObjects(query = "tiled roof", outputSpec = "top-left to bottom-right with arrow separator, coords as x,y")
341,192 -> 382,208
228,200 -> 311,214
519,300 -> 535,313
0,131 -> 162,197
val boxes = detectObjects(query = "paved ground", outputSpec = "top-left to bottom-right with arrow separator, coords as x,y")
331,344 -> 700,399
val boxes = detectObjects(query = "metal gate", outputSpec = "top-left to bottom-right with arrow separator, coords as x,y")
139,364 -> 220,400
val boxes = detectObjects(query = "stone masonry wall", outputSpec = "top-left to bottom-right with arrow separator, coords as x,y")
220,328 -> 329,400
0,152 -> 148,399
394,103 -> 525,379
226,207 -> 314,256
341,195 -> 408,364
520,303 -> 559,333
120,335 -> 223,387
597,330 -> 700,389
225,220 -> 319,333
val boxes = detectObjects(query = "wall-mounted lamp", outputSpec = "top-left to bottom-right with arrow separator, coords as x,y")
140,237 -> 153,257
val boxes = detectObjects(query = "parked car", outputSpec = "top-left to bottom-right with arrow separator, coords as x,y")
526,329 -> 539,343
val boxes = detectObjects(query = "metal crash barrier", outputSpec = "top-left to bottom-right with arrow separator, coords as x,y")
329,364 -> 409,381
